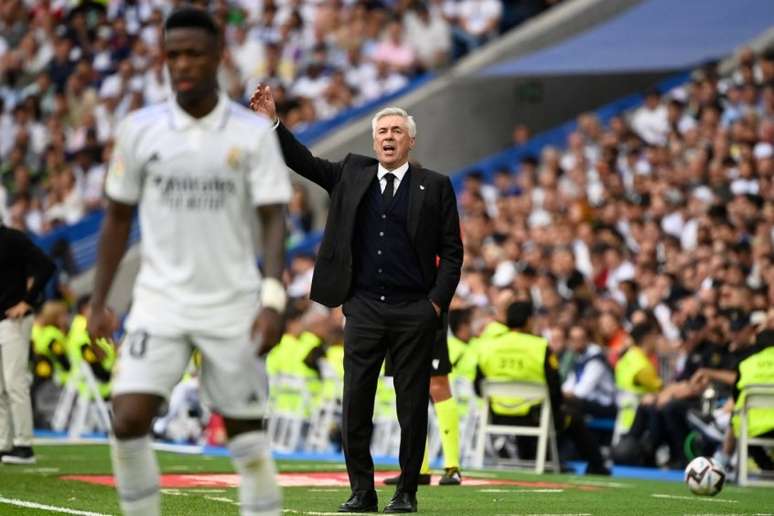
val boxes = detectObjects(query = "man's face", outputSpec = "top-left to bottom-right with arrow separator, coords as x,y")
164,27 -> 221,102
372,114 -> 415,169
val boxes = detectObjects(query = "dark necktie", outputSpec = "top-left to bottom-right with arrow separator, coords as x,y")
382,173 -> 396,207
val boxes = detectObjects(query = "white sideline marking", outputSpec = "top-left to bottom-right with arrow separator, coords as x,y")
652,494 -> 738,503
283,512 -> 371,515
494,513 -> 591,516
203,495 -> 239,505
479,488 -> 564,493
0,495 -> 112,515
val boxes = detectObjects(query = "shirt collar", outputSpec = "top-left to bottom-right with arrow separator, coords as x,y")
377,161 -> 409,183
168,92 -> 229,131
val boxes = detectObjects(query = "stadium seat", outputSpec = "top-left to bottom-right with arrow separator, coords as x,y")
454,377 -> 483,468
472,380 -> 560,474
51,362 -> 111,438
737,384 -> 774,487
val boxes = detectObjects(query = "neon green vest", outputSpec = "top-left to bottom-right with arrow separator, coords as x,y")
615,345 -> 658,430
322,344 -> 345,401
733,346 -> 774,437
449,335 -> 474,381
478,331 -> 547,416
81,338 -> 117,399
69,316 -> 115,398
32,324 -> 72,384
615,346 -> 656,395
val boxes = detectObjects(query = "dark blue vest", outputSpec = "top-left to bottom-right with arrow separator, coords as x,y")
352,171 -> 425,303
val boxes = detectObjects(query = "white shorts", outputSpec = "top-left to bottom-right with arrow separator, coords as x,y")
112,329 -> 269,419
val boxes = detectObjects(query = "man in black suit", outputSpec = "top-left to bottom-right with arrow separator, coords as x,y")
251,85 -> 463,513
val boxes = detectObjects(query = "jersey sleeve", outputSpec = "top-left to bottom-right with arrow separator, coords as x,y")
248,126 -> 293,207
104,118 -> 143,204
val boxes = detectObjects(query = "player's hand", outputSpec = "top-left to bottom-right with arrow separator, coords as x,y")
252,307 -> 284,356
87,305 -> 113,341
4,301 -> 31,319
249,84 -> 278,123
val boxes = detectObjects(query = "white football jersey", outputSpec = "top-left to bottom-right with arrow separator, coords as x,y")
106,94 -> 291,337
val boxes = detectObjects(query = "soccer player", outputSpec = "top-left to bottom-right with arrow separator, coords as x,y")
88,7 -> 291,516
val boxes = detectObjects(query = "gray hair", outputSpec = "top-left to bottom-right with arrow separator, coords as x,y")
371,106 -> 417,138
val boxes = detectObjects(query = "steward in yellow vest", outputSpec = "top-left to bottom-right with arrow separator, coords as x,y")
32,301 -> 76,386
475,301 -> 610,475
69,312 -> 117,400
448,308 -> 474,382
733,333 -> 774,439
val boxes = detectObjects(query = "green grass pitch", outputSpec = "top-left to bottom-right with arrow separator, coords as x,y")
0,444 -> 772,515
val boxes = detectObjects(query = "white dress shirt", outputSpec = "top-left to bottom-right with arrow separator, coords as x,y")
377,161 -> 409,194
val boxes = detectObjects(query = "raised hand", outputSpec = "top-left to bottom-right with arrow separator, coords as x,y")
249,83 -> 277,122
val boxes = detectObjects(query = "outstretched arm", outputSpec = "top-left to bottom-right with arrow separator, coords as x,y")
250,84 -> 343,193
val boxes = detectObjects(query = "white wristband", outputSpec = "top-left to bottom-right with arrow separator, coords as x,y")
261,277 -> 287,312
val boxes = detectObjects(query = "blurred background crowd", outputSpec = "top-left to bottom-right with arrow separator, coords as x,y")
0,0 -> 561,235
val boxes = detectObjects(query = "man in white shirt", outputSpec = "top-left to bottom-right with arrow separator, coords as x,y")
562,325 -> 617,418
630,89 -> 670,146
88,8 -> 291,516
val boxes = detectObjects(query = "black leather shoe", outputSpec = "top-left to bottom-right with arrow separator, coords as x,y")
338,491 -> 378,513
383,473 -> 431,486
383,491 -> 417,513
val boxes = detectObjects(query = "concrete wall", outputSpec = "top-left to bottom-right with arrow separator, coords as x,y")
318,71 -> 670,174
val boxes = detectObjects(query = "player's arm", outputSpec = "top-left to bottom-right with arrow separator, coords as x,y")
250,118 -> 292,356
253,203 -> 286,356
89,117 -> 141,340
89,199 -> 134,339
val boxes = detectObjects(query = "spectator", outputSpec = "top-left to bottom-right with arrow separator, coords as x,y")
453,0 -> 503,56
404,3 -> 452,70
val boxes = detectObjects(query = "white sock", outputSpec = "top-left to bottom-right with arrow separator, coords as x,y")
110,436 -> 161,516
229,431 -> 282,516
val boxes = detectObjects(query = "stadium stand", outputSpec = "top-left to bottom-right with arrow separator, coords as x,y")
4,0 -> 774,486
0,0 -> 562,237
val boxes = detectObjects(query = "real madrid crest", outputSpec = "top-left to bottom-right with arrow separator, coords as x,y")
227,147 -> 242,171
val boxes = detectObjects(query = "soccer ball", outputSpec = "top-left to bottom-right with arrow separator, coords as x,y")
684,457 -> 726,496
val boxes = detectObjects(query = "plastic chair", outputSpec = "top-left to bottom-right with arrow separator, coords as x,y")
472,380 -> 560,474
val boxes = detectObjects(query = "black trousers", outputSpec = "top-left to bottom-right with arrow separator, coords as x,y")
341,294 -> 437,494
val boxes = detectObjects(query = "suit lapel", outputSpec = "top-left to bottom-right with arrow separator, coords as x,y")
353,163 -> 378,204
407,165 -> 426,243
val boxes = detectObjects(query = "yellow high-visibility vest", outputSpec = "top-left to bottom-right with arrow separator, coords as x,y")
478,331 -> 548,416
733,346 -> 774,437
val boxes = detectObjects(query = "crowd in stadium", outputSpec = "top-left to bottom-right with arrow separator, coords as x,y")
447,47 -> 774,470
0,0 -> 560,235
4,1 -> 774,478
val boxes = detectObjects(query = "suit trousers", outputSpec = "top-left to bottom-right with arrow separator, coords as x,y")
341,294 -> 437,494
0,315 -> 34,448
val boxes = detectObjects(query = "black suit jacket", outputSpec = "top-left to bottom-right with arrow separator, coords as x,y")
276,123 -> 463,309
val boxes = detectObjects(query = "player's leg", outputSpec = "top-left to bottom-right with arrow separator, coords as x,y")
428,313 -> 462,485
196,330 -> 281,516
429,375 -> 462,485
110,331 -> 192,516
